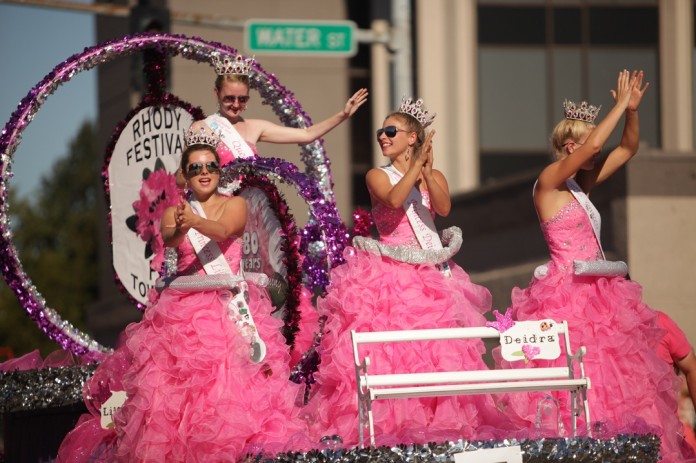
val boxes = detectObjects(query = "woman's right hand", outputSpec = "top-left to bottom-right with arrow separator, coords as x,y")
610,69 -> 636,110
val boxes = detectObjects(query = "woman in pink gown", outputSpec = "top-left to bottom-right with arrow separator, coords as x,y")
303,98 -> 511,447
57,133 -> 313,462
501,70 -> 695,462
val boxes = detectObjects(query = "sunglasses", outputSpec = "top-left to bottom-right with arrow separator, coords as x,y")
221,95 -> 250,104
186,161 -> 220,178
376,126 -> 408,139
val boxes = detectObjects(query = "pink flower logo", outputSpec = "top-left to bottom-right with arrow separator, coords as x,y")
127,159 -> 179,272
522,344 -> 541,362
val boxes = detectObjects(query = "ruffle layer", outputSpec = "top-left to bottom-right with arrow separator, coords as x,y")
305,248 -> 514,446
500,267 -> 695,462
58,284 -> 314,462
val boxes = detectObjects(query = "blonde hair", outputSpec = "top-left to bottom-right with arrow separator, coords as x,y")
386,111 -> 426,155
550,118 -> 595,160
214,73 -> 250,92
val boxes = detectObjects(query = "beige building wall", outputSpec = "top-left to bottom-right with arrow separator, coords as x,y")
626,152 -> 696,341
169,0 -> 354,224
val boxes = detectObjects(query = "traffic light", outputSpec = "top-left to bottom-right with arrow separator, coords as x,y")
129,0 -> 171,94
129,0 -> 170,35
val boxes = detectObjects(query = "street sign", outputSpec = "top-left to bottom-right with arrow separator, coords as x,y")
245,19 -> 357,56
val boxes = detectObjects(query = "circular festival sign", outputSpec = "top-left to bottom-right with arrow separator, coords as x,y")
0,33 -> 349,360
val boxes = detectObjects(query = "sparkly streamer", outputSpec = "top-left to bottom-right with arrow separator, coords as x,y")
0,364 -> 97,413
241,435 -> 660,463
350,207 -> 373,239
0,33 -> 340,359
289,314 -> 327,402
352,227 -> 462,266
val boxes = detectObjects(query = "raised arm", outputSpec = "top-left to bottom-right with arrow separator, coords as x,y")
253,88 -> 368,144
537,70 -> 636,193
581,70 -> 649,188
419,131 -> 451,216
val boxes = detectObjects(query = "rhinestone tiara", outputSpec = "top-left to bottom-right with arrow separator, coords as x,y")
212,54 -> 255,76
184,127 -> 221,148
563,99 -> 601,124
398,97 -> 436,128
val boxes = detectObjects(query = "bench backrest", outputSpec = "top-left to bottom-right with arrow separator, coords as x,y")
351,321 -> 577,386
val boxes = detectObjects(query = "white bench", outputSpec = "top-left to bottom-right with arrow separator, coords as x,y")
351,321 -> 591,447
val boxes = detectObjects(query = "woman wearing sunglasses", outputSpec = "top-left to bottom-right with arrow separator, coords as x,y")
301,98 -> 509,446
184,54 -> 368,171
57,131 -> 316,461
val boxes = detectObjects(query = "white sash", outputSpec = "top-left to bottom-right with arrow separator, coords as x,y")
187,200 -> 266,362
379,165 -> 452,276
566,178 -> 605,259
205,113 -> 256,160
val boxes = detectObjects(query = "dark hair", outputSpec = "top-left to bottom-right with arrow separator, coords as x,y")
180,144 -> 220,174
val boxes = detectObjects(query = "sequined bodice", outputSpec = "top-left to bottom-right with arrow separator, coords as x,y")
371,190 -> 433,248
541,199 -> 603,271
176,235 -> 242,276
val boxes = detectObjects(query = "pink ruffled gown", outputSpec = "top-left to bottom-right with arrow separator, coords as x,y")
501,197 -> 695,462
304,191 -> 513,446
57,235 -> 314,462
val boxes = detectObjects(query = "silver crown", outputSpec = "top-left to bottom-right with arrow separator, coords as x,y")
184,127 -> 221,147
398,97 -> 436,128
563,99 -> 601,123
212,54 -> 255,76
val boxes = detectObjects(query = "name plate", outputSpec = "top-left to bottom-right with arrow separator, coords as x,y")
100,390 -> 128,429
454,445 -> 523,463
500,320 -> 560,362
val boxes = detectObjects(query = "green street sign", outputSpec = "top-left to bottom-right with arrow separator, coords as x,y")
245,19 -> 357,56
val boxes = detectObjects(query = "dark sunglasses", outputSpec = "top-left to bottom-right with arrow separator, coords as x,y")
376,125 -> 408,139
186,161 -> 220,178
221,95 -> 250,104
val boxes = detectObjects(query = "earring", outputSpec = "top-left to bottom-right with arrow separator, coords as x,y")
405,147 -> 411,162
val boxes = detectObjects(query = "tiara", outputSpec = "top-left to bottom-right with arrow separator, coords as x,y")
563,99 -> 601,124
184,127 -> 221,147
212,54 -> 255,76
398,97 -> 436,128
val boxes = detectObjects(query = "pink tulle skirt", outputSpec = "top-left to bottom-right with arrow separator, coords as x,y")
58,283 -> 315,462
304,248 -> 516,446
499,264 -> 696,462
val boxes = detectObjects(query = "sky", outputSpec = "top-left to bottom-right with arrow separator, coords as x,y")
0,1 -> 96,198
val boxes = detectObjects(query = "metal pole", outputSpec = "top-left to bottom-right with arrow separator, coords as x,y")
391,0 -> 413,106
371,19 -> 391,168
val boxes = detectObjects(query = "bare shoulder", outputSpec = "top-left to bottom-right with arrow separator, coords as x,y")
366,167 -> 388,188
223,195 -> 247,211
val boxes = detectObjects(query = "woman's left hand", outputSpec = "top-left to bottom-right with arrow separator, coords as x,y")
626,70 -> 649,111
420,130 -> 436,177
342,88 -> 369,117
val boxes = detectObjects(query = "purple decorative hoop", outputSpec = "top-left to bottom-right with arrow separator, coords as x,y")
0,33 -> 344,361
